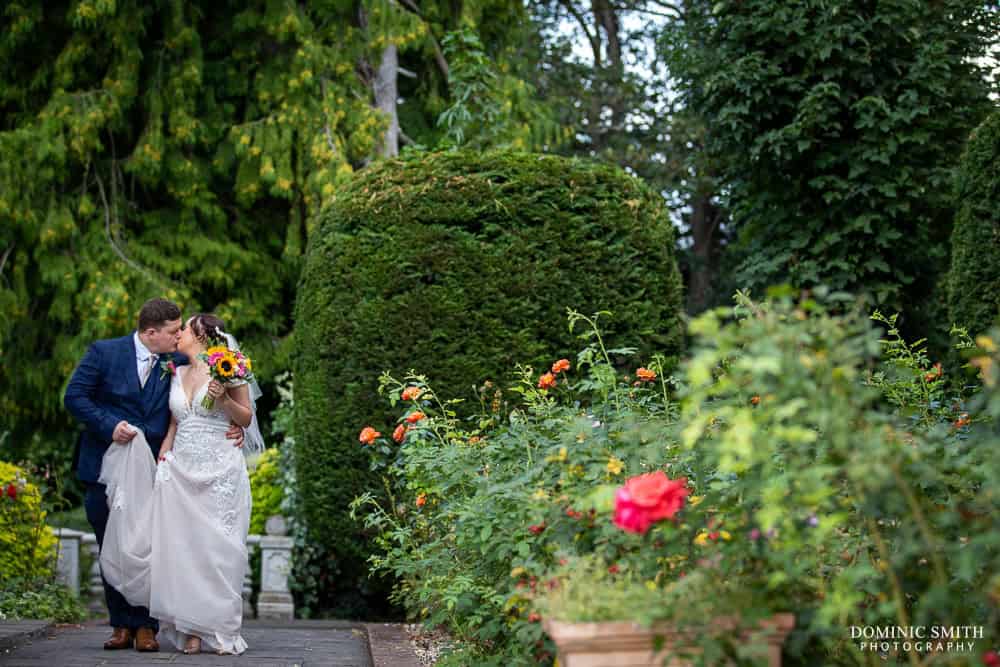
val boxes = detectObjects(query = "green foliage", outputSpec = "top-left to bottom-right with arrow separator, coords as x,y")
249,448 -> 284,536
352,311 -> 683,664
0,461 -> 57,584
295,149 -> 685,616
864,310 -> 978,430
268,372 -> 322,619
0,0 -> 406,468
0,578 -> 87,623
948,112 -> 1000,336
664,1 -> 997,319
355,294 -> 1000,664
435,27 -> 559,150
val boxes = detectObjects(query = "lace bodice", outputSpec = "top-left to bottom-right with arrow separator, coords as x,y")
163,369 -> 251,537
169,368 -> 235,424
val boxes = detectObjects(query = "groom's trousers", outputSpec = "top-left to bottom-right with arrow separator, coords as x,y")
84,482 -> 159,632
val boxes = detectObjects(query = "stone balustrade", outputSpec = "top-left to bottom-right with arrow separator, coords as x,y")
53,515 -> 294,619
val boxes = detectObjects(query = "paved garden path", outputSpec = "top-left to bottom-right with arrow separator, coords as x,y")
0,619 -> 401,667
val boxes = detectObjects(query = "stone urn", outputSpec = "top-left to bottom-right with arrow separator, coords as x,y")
543,613 -> 795,667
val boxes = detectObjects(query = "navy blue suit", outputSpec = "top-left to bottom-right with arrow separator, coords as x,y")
64,333 -> 187,630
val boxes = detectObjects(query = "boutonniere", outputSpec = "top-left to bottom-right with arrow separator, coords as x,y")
159,358 -> 177,381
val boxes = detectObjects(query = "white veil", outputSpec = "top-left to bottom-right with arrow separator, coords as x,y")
217,329 -> 266,456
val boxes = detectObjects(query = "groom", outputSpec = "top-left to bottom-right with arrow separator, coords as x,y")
64,297 -> 244,652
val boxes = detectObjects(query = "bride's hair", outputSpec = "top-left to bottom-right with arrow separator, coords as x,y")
188,313 -> 227,346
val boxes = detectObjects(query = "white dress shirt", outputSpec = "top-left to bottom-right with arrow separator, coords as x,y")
133,331 -> 157,386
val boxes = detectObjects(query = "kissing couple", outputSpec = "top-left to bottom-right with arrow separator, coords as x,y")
64,297 -> 264,655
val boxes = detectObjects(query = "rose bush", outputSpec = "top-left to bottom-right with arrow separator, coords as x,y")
0,461 -> 57,585
353,296 -> 1000,666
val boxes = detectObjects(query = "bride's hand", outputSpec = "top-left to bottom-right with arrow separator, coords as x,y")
206,379 -> 226,402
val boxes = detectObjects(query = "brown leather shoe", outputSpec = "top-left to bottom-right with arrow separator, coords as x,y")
103,627 -> 133,650
134,627 -> 159,652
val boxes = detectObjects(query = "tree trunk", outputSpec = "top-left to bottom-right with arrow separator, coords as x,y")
592,0 -> 625,129
687,190 -> 721,312
375,43 -> 399,157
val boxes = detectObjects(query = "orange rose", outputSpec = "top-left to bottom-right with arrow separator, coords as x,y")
636,367 -> 656,382
405,411 -> 426,424
401,386 -> 422,401
538,372 -> 557,389
359,426 -> 380,445
415,493 -> 426,508
551,359 -> 571,374
393,425 -> 407,443
750,395 -> 761,405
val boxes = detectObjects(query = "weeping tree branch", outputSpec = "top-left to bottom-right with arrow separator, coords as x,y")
0,243 -> 13,283
320,78 -> 341,157
393,0 -> 450,79
94,134 -> 175,289
558,0 -> 601,67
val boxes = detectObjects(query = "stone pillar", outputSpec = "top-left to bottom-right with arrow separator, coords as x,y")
244,535 -> 261,619
54,529 -> 84,596
256,515 -> 294,620
82,533 -> 105,614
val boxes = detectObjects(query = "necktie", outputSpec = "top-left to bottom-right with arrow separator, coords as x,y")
141,354 -> 158,387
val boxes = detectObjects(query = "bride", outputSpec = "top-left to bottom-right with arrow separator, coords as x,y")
99,313 -> 262,655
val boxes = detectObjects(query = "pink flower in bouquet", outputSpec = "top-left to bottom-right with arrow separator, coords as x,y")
613,471 -> 689,534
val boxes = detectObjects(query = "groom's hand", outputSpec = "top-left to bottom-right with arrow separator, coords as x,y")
227,423 -> 245,449
112,421 -> 137,444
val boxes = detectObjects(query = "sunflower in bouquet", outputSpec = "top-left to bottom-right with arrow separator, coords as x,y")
198,342 -> 255,409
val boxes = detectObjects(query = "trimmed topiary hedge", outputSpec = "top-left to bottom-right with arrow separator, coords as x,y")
293,149 -> 684,615
948,113 -> 1000,336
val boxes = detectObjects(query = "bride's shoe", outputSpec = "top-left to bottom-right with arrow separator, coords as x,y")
182,635 -> 202,654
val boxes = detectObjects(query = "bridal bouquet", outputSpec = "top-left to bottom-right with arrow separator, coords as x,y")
199,343 -> 255,409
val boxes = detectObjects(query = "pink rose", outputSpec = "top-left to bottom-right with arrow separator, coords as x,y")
613,471 -> 689,535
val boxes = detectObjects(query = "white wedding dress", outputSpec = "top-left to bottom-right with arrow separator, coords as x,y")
99,368 -> 252,654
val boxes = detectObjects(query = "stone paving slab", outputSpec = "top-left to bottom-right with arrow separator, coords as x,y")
0,620 -> 374,667
0,622 -> 52,653
363,624 -> 421,667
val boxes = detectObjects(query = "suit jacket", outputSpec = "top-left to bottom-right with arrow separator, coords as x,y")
64,334 -> 188,483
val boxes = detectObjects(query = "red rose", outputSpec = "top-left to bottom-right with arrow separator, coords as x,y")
528,522 -> 546,535
613,471 -> 689,534
6,484 -> 16,500
984,651 -> 1000,667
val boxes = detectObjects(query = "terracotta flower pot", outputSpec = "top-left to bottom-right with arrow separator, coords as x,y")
543,613 -> 795,667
